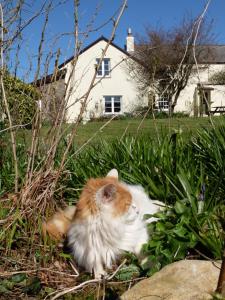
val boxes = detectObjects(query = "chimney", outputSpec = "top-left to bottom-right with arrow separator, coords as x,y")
126,28 -> 134,52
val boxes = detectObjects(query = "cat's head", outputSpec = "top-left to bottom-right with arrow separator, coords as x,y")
74,169 -> 134,220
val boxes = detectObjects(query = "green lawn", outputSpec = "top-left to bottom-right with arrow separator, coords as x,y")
74,115 -> 225,144
11,115 -> 225,146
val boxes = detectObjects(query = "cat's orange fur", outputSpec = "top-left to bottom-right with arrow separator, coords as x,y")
42,206 -> 76,240
43,169 -> 164,278
43,176 -> 132,240
74,176 -> 132,220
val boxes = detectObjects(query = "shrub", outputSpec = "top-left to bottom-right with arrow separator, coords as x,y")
1,71 -> 40,125
209,69 -> 225,85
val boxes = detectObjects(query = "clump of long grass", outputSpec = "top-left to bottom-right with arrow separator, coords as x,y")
61,126 -> 225,261
1,122 -> 225,278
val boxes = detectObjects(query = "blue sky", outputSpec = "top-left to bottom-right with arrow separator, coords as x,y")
12,0 -> 225,80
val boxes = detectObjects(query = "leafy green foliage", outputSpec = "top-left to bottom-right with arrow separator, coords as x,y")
1,119 -> 225,283
1,71 -> 39,125
0,274 -> 42,297
142,204 -> 197,276
61,126 -> 225,269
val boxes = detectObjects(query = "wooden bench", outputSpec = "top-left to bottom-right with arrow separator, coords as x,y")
208,106 -> 225,115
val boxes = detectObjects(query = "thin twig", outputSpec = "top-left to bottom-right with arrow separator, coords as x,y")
0,4 -> 18,193
47,259 -> 127,300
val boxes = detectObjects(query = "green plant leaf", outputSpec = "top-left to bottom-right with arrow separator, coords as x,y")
174,201 -> 187,214
115,264 -> 140,281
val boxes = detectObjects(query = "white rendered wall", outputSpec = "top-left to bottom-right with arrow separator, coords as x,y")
63,40 -> 146,122
174,64 -> 225,115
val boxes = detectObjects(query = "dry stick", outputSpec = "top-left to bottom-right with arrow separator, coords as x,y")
4,0 -> 55,52
0,122 -> 32,133
66,56 -> 126,111
0,267 -> 79,278
25,1 -> 52,184
192,0 -> 213,125
0,4 -> 18,193
43,56 -> 127,163
136,15 -> 201,135
47,259 -> 127,300
38,1 -> 82,172
34,2 -> 127,174
52,0 -> 128,187
68,115 -> 117,160
20,1 -> 127,210
13,2 -> 22,78
34,1 -> 52,83
38,9 -> 82,172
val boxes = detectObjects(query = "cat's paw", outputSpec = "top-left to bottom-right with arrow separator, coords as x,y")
94,269 -> 108,279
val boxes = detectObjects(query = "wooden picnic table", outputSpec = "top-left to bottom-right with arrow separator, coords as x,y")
208,106 -> 225,115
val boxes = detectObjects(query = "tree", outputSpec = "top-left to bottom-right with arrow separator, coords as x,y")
209,68 -> 225,85
129,16 -> 214,115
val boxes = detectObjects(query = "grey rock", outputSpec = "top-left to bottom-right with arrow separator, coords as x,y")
121,260 -> 221,300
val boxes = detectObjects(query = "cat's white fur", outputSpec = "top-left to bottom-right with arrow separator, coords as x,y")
68,169 -> 163,278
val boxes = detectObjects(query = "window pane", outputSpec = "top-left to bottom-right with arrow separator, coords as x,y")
97,65 -> 102,76
96,58 -> 110,76
96,58 -> 102,76
104,96 -> 112,113
114,96 -> 121,112
114,106 -> 121,112
104,69 -> 109,76
103,58 -> 110,76
104,96 -> 121,113
158,96 -> 169,109
105,96 -> 111,103
105,107 -> 112,112
114,96 -> 120,103
114,102 -> 121,112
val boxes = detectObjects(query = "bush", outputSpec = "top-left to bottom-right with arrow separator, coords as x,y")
172,112 -> 190,118
128,106 -> 189,119
209,69 -> 225,85
89,110 -> 189,122
1,71 -> 40,125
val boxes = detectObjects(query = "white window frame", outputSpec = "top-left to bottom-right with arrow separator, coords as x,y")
96,58 -> 111,77
157,96 -> 169,111
104,96 -> 122,114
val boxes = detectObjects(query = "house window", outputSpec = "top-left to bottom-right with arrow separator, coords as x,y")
157,96 -> 169,111
96,58 -> 110,77
104,96 -> 121,114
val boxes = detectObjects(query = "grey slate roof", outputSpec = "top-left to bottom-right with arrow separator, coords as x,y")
199,45 -> 225,63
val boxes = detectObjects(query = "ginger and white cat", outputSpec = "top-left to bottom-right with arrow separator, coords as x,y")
43,169 -> 163,278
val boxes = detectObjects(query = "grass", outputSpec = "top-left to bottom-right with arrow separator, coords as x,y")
11,115 -> 225,147
1,115 -> 225,299
72,115 -> 225,144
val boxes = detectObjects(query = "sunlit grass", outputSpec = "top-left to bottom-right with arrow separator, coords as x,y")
10,115 -> 225,146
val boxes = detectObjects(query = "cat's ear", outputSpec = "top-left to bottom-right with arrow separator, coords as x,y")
98,184 -> 117,203
106,169 -> 118,179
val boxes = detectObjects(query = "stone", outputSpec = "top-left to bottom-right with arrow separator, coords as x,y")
121,260 -> 221,300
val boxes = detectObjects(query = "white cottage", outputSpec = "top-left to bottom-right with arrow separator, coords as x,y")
174,48 -> 225,116
36,31 -> 225,121
55,31 -> 146,122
